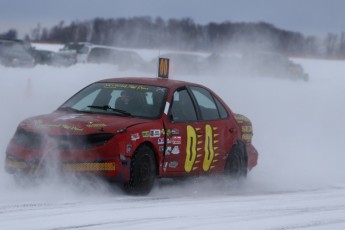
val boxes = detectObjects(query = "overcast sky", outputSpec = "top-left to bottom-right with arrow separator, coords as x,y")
0,0 -> 344,38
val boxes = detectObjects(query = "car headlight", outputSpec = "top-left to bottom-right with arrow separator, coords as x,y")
11,128 -> 43,149
54,133 -> 115,150
84,133 -> 115,147
11,129 -> 114,150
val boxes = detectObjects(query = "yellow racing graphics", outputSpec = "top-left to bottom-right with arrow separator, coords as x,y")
158,58 -> 169,78
185,125 -> 220,173
185,125 -> 197,172
203,124 -> 215,171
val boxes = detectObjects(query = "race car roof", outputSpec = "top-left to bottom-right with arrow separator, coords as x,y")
97,77 -> 202,89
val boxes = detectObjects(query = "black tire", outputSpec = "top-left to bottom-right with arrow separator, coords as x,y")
123,145 -> 156,195
224,142 -> 248,180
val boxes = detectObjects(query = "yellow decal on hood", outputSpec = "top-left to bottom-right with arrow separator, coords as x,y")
33,120 -> 84,131
86,123 -> 107,128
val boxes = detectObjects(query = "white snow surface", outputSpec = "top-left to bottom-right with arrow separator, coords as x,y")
1,47 -> 345,229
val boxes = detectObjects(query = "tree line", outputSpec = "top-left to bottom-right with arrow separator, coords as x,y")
1,16 -> 345,58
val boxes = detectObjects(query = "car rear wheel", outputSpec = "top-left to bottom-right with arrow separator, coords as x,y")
225,142 -> 248,180
123,145 -> 156,195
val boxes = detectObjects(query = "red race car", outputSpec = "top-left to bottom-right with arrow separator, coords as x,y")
5,75 -> 258,194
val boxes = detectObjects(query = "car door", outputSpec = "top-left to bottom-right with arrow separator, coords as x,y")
162,86 -> 236,177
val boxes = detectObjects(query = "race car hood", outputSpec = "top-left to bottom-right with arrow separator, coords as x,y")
17,111 -> 149,135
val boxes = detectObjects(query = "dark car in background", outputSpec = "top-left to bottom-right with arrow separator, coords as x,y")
242,52 -> 309,81
87,46 -> 147,70
154,52 -> 206,75
33,49 -> 76,67
0,40 -> 36,68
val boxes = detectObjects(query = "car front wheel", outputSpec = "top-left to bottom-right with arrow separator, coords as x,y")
123,145 -> 156,195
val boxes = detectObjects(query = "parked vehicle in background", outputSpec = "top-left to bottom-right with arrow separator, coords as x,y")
87,46 -> 147,70
33,49 -> 76,67
242,52 -> 309,81
59,42 -> 93,63
0,39 -> 36,68
204,51 -> 309,81
59,42 -> 147,70
154,52 -> 206,75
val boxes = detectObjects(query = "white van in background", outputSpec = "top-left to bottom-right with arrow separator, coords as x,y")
59,42 -> 93,63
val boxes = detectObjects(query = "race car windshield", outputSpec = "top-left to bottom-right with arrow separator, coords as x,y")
58,82 -> 168,119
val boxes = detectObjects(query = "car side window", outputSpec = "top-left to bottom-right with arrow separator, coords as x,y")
190,86 -> 220,120
214,97 -> 228,119
170,88 -> 197,122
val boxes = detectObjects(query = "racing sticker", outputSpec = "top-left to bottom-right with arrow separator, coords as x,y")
172,136 -> 181,145
164,102 -> 170,115
104,83 -> 149,91
86,123 -> 107,128
33,120 -> 84,132
126,144 -> 132,153
171,129 -> 180,135
150,129 -> 161,138
234,114 -> 251,123
163,162 -> 168,172
165,146 -> 172,155
171,146 -> 180,155
158,138 -> 164,145
61,124 -> 83,131
131,133 -> 140,141
241,126 -> 252,132
168,161 -> 178,169
142,131 -> 150,138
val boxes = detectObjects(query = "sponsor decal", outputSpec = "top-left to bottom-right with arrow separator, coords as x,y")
242,133 -> 252,141
142,131 -> 150,138
61,124 -> 83,131
86,123 -> 107,128
33,120 -> 84,131
166,138 -> 172,144
104,83 -> 149,91
131,133 -> 140,141
165,146 -> 172,155
172,136 -> 181,145
234,114 -> 250,123
171,146 -> 180,155
163,162 -> 168,172
164,102 -> 170,115
171,129 -> 180,135
158,138 -> 164,145
126,144 -> 132,153
241,125 -> 252,133
150,129 -> 161,138
166,129 -> 172,137
159,146 -> 164,152
168,161 -> 178,169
